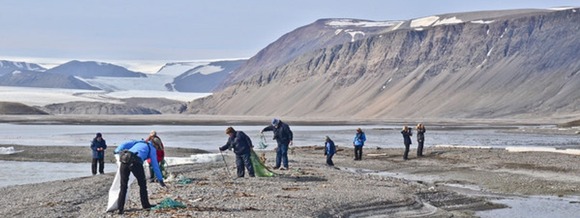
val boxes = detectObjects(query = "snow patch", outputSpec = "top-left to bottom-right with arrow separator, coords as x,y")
0,147 -> 24,155
326,19 -> 401,27
185,65 -> 223,76
471,20 -> 495,24
410,16 -> 439,28
506,146 -> 580,155
164,153 -> 222,165
433,16 -> 463,26
548,6 -> 576,11
345,30 -> 365,42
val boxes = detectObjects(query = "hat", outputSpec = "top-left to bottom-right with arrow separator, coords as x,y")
356,128 -> 362,132
150,130 -> 157,136
225,127 -> 235,134
96,133 -> 102,137
272,118 -> 280,126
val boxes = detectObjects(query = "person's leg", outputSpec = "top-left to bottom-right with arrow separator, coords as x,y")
91,158 -> 98,175
242,153 -> 255,177
359,146 -> 364,160
275,142 -> 282,169
353,147 -> 358,160
236,155 -> 245,177
403,144 -> 410,160
117,163 -> 130,214
327,154 -> 334,166
417,140 -> 424,156
131,160 -> 152,208
280,143 -> 289,169
98,158 -> 105,174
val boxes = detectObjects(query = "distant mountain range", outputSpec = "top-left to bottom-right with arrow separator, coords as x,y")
0,59 -> 245,93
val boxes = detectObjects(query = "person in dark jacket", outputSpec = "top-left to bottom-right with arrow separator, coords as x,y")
353,128 -> 366,160
324,136 -> 336,166
114,140 -> 166,215
261,118 -> 293,170
219,127 -> 255,177
401,126 -> 413,160
90,132 -> 107,175
416,123 -> 426,157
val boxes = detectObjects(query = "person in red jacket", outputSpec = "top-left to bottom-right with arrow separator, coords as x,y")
146,130 -> 165,181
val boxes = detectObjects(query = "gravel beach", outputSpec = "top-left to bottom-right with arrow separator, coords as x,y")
1,144 -> 580,217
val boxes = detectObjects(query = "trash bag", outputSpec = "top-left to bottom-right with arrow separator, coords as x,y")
151,197 -> 186,210
250,150 -> 276,177
257,133 -> 268,149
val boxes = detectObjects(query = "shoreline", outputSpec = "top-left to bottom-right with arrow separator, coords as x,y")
1,145 -> 580,217
0,114 -> 567,126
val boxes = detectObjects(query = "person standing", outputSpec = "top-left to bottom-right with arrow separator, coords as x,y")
90,132 -> 107,175
416,123 -> 426,157
353,128 -> 366,160
219,127 -> 255,177
324,136 -> 336,166
261,118 -> 293,170
114,140 -> 166,215
401,126 -> 413,160
145,130 -> 165,181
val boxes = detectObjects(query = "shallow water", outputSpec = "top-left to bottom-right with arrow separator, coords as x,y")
0,160 -> 116,188
0,124 -> 578,152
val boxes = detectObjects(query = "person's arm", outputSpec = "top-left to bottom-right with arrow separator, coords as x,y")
103,140 -> 107,150
90,140 -> 96,150
219,138 -> 232,151
148,145 -> 165,186
261,125 -> 274,133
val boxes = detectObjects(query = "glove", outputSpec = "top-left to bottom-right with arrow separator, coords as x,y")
159,181 -> 166,187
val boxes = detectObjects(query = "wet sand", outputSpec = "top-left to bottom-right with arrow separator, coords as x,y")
1,144 -> 580,217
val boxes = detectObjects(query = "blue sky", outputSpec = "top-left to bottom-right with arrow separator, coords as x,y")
0,0 -> 578,72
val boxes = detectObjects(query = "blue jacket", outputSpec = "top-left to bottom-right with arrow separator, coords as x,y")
325,139 -> 336,155
90,137 -> 107,159
220,131 -> 252,155
353,132 -> 366,147
115,140 -> 164,183
262,121 -> 293,144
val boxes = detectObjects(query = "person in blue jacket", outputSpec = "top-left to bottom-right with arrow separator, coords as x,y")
219,127 -> 255,177
90,132 -> 107,175
324,136 -> 336,166
114,140 -> 166,215
261,118 -> 293,170
353,128 -> 366,160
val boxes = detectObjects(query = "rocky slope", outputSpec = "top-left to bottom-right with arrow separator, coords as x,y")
189,8 -> 580,121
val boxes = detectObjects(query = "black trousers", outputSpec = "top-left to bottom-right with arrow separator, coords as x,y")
354,146 -> 363,160
417,139 -> 424,156
326,153 -> 334,166
92,158 -> 104,175
236,152 -> 255,177
403,144 -> 410,160
118,155 -> 151,213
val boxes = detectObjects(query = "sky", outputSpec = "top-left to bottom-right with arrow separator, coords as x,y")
0,0 -> 578,73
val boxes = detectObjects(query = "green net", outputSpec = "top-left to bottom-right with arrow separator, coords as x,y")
250,150 -> 276,177
151,197 -> 186,210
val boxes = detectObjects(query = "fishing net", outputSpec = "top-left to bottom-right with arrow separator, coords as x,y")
250,150 -> 276,177
151,197 -> 186,210
257,133 -> 269,149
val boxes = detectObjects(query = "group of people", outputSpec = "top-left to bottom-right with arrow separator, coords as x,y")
92,118 -> 427,214
401,123 -> 427,160
90,131 -> 168,215
219,118 -> 294,178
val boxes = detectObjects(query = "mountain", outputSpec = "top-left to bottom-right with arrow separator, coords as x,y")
0,70 -> 100,90
171,60 -> 245,92
188,7 -> 580,120
0,102 -> 48,115
0,60 -> 46,76
45,60 -> 146,78
217,18 -> 402,89
42,98 -> 186,115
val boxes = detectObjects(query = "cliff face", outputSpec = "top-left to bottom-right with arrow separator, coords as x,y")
189,8 -> 580,120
